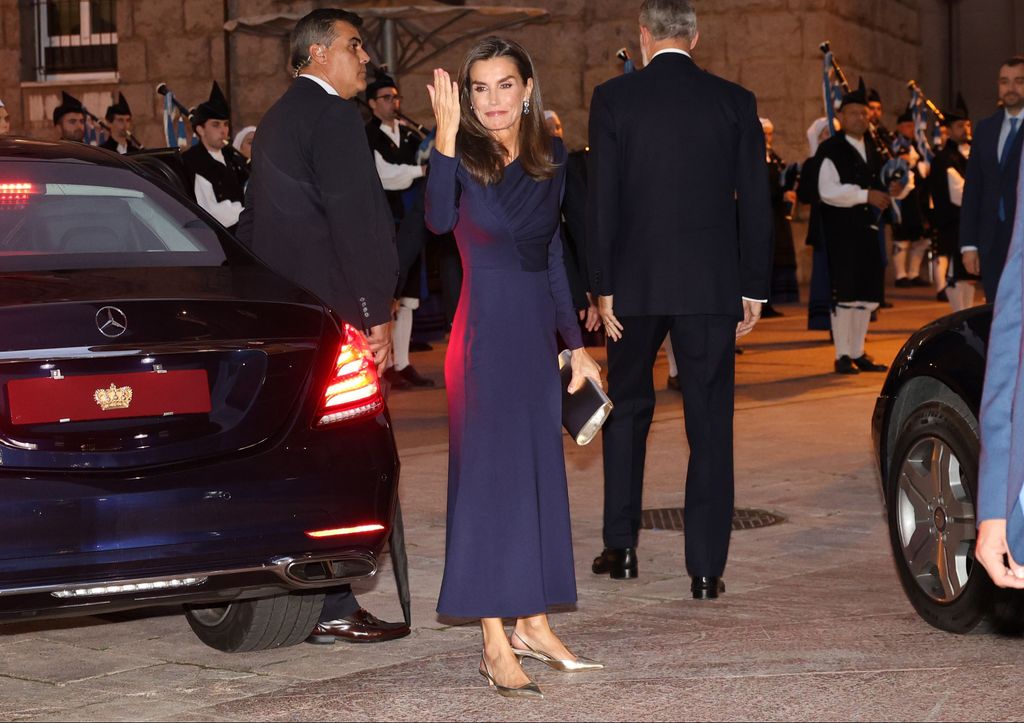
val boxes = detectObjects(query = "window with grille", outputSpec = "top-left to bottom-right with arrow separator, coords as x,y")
31,0 -> 118,81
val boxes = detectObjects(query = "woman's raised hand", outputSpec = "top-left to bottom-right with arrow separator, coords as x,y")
427,68 -> 460,158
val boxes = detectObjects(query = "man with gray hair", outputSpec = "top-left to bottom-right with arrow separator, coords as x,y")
236,8 -> 406,645
587,0 -> 773,599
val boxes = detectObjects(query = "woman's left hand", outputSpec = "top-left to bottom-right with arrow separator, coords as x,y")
568,348 -> 603,394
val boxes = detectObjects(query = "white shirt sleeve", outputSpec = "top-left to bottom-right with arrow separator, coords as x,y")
947,166 -> 965,207
194,176 -> 243,228
817,158 -> 869,207
374,151 -> 426,192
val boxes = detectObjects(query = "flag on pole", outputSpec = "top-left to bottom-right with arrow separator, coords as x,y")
908,86 -> 935,164
822,51 -> 844,138
163,90 -> 189,149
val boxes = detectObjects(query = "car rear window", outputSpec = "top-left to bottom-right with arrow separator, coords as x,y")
0,159 -> 230,272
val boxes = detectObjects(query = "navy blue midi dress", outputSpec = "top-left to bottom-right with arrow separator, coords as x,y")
425,139 -> 583,618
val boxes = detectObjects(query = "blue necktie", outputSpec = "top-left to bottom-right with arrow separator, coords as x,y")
999,117 -> 1021,222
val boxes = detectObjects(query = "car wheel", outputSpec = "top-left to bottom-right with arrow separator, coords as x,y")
184,591 -> 325,652
887,401 -> 990,633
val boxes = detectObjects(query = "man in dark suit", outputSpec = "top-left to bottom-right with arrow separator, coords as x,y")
587,0 -> 773,600
236,8 -> 406,644
960,56 -> 1024,301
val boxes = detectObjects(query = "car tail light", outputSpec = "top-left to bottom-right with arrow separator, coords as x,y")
305,523 -> 386,539
316,323 -> 384,426
0,182 -> 40,210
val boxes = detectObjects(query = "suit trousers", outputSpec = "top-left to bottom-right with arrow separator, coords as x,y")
319,585 -> 360,622
602,314 -> 736,577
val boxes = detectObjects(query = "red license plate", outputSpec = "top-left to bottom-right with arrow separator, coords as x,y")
6,370 -> 211,425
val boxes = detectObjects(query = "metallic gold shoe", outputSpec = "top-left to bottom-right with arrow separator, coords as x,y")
478,655 -> 544,699
510,631 -> 605,672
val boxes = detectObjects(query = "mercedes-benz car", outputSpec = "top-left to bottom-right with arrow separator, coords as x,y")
873,303 -> 1024,633
0,138 -> 400,652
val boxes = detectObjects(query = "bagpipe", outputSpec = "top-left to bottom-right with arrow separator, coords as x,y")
905,80 -> 946,165
80,105 -> 144,152
820,41 -> 909,228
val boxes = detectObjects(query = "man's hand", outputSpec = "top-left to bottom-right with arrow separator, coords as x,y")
962,249 -> 981,276
736,298 -> 762,340
598,295 -> 624,342
867,190 -> 891,210
976,519 -> 1024,588
579,293 -> 601,332
366,323 -> 393,371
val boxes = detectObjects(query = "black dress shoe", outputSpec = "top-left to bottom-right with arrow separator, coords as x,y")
667,374 -> 680,391
306,608 -> 410,645
894,278 -> 913,288
382,367 -> 413,390
592,548 -> 638,579
879,300 -> 894,309
834,355 -> 859,375
397,364 -> 435,388
691,576 -> 725,600
851,354 -> 887,372
936,288 -> 949,302
911,277 -> 932,287
760,305 -> 783,318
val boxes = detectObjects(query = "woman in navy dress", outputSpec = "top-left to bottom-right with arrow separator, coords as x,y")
425,37 -> 604,699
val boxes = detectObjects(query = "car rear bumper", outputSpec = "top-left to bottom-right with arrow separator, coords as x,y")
0,414 -> 400,622
0,546 -> 378,621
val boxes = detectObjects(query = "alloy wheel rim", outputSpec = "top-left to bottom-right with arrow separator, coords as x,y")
896,435 -> 976,603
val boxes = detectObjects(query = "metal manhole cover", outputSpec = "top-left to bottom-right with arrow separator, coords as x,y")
640,507 -> 785,531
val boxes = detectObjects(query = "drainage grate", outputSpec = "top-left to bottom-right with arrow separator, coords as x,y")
640,507 -> 785,532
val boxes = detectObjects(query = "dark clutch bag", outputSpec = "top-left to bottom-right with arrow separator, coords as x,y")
558,349 -> 614,446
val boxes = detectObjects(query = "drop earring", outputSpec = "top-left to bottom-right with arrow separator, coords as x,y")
523,99 -> 530,116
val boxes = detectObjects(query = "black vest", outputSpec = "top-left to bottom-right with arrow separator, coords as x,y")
182,143 -> 248,204
930,141 -> 969,231
817,132 -> 883,236
365,118 -> 421,221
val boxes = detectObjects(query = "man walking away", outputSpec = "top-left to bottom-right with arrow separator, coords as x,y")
587,0 -> 773,600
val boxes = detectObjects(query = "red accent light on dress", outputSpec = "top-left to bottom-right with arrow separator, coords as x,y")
315,323 -> 384,426
305,523 -> 386,539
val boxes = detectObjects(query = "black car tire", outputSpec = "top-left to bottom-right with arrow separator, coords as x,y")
184,591 -> 325,652
886,401 -> 991,634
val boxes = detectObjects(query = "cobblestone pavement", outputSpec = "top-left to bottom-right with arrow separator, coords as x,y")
3,288 -> 1020,722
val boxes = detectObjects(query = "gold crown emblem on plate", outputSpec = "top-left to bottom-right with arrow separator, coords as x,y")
93,383 -> 133,411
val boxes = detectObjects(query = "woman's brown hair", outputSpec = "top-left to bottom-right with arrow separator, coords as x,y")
455,36 -> 557,186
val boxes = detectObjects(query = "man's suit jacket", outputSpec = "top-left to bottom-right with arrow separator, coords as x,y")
959,110 -> 1024,298
978,148 -> 1024,558
236,77 -> 398,329
585,52 -> 773,318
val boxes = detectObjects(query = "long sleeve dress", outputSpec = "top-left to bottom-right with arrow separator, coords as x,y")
425,138 -> 583,618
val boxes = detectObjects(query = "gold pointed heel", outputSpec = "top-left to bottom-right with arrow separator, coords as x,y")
510,631 -> 605,672
478,654 -> 544,699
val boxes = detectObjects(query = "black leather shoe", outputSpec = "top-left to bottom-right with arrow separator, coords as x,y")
691,576 -> 725,600
306,608 -> 410,645
667,374 -> 680,391
834,355 -> 859,375
382,367 -> 413,390
397,364 -> 435,388
852,354 -> 887,372
911,277 -> 932,287
894,277 -> 913,288
592,548 -> 638,579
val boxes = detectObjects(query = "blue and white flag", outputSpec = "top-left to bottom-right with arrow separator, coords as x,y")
163,90 -> 189,149
822,51 -> 844,138
908,86 -> 935,164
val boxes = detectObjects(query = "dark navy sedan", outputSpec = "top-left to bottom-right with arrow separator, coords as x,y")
0,138 -> 400,652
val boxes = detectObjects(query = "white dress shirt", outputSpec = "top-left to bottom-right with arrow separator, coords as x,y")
300,73 -> 339,97
818,134 -> 914,207
373,120 -> 425,191
947,144 -> 970,207
193,149 -> 243,228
